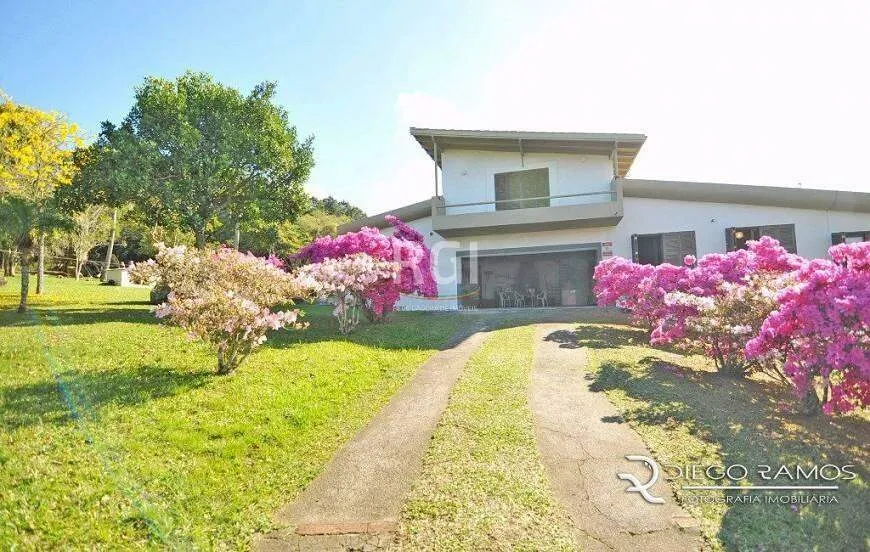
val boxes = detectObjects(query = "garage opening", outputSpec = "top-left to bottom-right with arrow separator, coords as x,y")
457,247 -> 599,308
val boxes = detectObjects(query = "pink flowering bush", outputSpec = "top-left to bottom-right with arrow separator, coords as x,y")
746,242 -> 870,414
594,237 -> 870,414
663,272 -> 794,378
293,216 -> 437,320
596,238 -> 801,375
130,244 -> 306,374
294,253 -> 401,334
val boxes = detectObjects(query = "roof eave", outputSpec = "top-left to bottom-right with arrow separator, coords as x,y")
409,128 -> 646,177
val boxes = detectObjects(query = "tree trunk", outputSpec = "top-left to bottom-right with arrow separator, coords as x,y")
233,221 -> 241,250
102,207 -> 118,281
195,227 -> 206,249
2,250 -> 11,277
36,233 -> 45,294
18,255 -> 30,313
75,252 -> 81,280
798,388 -> 822,416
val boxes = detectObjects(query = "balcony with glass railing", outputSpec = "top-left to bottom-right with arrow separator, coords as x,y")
430,179 -> 624,237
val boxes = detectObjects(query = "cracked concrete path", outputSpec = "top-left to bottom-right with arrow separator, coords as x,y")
530,324 -> 701,551
255,322 -> 491,551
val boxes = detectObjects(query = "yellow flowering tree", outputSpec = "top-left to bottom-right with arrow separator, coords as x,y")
0,91 -> 82,312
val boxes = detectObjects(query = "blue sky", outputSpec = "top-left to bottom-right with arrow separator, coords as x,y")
2,1 -> 868,214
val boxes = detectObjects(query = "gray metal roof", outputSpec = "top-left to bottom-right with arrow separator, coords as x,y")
623,179 -> 870,212
409,127 -> 646,178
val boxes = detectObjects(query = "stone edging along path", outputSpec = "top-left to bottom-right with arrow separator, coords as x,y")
529,323 -> 700,551
254,321 -> 491,551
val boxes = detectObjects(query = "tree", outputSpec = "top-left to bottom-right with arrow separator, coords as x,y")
0,92 -> 82,311
90,72 -> 314,249
311,196 -> 366,220
276,210 -> 349,253
64,204 -> 109,279
58,125 -> 142,280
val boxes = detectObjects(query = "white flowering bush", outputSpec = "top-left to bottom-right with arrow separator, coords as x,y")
294,253 -> 401,334
130,244 -> 307,374
663,272 -> 792,378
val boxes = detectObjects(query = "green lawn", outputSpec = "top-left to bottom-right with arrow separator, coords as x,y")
0,276 -> 463,549
3,276 -> 867,550
577,323 -> 870,552
398,325 -> 578,551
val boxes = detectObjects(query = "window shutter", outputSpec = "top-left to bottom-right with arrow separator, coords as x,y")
759,224 -> 797,253
661,231 -> 696,265
725,228 -> 736,252
631,234 -> 639,262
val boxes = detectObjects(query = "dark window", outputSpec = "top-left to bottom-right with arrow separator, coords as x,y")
726,224 -> 796,253
632,231 -> 697,265
494,168 -> 550,211
832,231 -> 870,245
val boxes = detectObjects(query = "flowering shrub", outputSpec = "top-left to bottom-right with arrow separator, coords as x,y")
293,216 -> 437,320
294,253 -> 401,334
130,244 -> 306,374
594,237 -> 870,415
663,272 -> 793,378
651,239 -> 802,376
746,242 -> 870,414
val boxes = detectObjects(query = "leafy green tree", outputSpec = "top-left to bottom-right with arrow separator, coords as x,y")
86,72 -> 314,248
59,123 -> 147,279
63,204 -> 110,279
277,210 -> 350,254
311,196 -> 366,220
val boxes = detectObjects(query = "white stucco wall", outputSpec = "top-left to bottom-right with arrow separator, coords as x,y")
386,196 -> 870,311
440,149 -> 613,214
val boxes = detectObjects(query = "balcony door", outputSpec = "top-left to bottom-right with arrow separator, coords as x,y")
494,168 -> 550,211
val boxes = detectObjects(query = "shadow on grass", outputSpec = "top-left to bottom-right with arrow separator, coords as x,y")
545,324 -> 648,349
578,326 -> 870,551
0,306 -> 157,328
267,305 -> 633,352
263,306 -> 467,351
1,364 -> 210,430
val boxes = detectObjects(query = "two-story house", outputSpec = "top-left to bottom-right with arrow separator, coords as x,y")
340,128 -> 870,310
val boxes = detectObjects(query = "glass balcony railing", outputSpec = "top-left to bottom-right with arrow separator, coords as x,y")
430,179 -> 623,236
433,189 -> 616,216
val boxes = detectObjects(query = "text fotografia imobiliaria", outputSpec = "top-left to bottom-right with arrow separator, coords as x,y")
619,456 -> 857,506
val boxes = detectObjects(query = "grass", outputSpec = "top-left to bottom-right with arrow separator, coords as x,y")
575,323 -> 870,552
0,275 -> 463,549
5,275 -> 866,550
397,325 -> 578,551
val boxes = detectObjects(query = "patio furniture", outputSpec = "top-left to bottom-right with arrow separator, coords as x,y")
536,289 -> 548,307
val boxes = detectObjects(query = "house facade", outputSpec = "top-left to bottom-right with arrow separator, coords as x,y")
341,128 -> 870,310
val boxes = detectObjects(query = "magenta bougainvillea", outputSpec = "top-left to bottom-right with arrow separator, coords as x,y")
293,216 -> 437,320
594,237 -> 869,414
